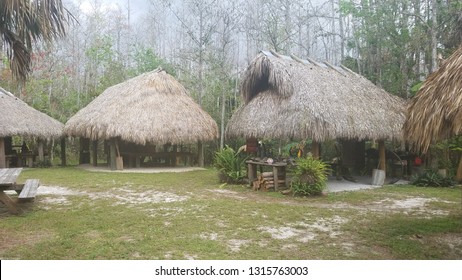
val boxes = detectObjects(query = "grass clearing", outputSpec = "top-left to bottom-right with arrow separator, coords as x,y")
0,167 -> 461,259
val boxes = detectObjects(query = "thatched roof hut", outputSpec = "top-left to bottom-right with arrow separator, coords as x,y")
1,87 -> 64,168
403,46 -> 462,153
226,51 -> 406,142
64,69 -> 218,145
0,87 -> 64,139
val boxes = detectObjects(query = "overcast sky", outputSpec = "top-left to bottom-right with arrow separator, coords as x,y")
70,0 -> 151,19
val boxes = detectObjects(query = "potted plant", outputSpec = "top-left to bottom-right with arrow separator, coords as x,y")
437,157 -> 450,178
433,141 -> 451,178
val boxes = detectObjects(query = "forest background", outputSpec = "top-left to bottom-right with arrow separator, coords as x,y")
1,0 -> 461,164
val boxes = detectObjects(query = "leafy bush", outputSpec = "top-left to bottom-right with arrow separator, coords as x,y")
291,156 -> 329,196
33,159 -> 52,168
411,170 -> 455,187
213,146 -> 247,184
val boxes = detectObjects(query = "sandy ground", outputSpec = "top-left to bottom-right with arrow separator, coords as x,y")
326,176 -> 410,193
78,164 -> 206,173
30,182 -> 457,256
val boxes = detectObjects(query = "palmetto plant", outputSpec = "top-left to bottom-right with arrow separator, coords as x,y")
291,156 -> 329,196
213,145 -> 247,183
411,170 -> 455,188
0,0 -> 73,81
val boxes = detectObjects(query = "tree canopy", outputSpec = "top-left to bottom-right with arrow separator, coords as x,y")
0,0 -> 461,152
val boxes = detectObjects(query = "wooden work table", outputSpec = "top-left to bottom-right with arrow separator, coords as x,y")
246,160 -> 287,190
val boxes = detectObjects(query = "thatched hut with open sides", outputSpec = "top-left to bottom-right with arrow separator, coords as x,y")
0,87 -> 64,168
403,45 -> 462,180
64,68 -> 218,170
226,50 -> 406,177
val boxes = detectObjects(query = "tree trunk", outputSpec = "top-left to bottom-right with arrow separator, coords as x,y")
197,6 -> 205,165
338,0 -> 345,62
456,154 -> 462,182
220,91 -> 226,150
331,0 -> 337,63
430,0 -> 438,72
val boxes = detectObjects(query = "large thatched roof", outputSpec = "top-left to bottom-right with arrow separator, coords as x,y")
403,46 -> 462,152
64,69 -> 218,145
226,51 -> 406,142
0,87 -> 64,139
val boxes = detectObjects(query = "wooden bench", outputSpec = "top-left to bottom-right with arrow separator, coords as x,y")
18,179 -> 40,200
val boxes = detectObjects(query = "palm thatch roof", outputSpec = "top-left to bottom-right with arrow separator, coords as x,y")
226,51 -> 406,142
403,46 -> 462,152
0,87 -> 64,139
64,69 -> 218,145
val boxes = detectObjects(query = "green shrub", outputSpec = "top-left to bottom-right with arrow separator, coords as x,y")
33,159 -> 52,168
213,145 -> 247,184
411,170 -> 455,187
291,156 -> 329,196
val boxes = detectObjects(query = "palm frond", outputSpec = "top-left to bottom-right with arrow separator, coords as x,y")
0,0 -> 74,81
404,45 -> 462,152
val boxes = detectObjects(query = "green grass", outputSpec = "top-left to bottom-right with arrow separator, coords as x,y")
0,166 -> 461,259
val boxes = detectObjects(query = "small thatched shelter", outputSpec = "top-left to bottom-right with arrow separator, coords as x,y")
403,46 -> 462,180
227,50 -> 406,172
0,87 -> 64,167
64,68 -> 218,169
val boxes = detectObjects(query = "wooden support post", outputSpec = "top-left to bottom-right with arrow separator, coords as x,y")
60,138 -> 66,166
311,141 -> 320,159
0,192 -> 22,214
114,138 -> 123,170
0,138 -> 5,168
38,140 -> 44,162
378,140 -> 386,172
273,166 -> 279,191
109,139 -> 116,170
248,163 -> 257,187
197,141 -> 204,167
92,140 -> 98,167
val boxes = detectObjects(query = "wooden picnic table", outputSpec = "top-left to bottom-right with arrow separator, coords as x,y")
0,168 -> 24,214
0,168 -> 40,214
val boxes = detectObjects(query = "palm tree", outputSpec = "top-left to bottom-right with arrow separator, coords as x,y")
0,0 -> 73,82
